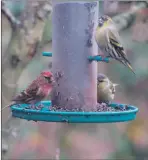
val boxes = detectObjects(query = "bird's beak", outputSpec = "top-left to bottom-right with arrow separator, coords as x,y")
113,83 -> 119,87
50,77 -> 55,84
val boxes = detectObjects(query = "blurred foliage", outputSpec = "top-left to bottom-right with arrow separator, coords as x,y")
109,28 -> 148,87
4,0 -> 26,17
41,14 -> 52,46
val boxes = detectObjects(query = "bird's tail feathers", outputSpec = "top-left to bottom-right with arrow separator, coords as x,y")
0,103 -> 14,112
120,60 -> 136,75
120,50 -> 136,75
116,49 -> 135,75
1,91 -> 27,112
126,62 -> 136,75
12,91 -> 28,102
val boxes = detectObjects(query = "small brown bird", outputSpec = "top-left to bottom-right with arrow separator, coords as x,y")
1,71 -> 55,111
97,73 -> 119,103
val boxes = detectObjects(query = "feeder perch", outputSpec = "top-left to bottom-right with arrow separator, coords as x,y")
42,52 -> 52,57
88,55 -> 109,63
42,52 -> 110,63
10,0 -> 138,123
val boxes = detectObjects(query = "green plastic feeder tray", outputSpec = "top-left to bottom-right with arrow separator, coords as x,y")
10,101 -> 138,123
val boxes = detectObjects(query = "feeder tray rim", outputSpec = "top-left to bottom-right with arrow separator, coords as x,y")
11,101 -> 138,115
10,101 -> 139,123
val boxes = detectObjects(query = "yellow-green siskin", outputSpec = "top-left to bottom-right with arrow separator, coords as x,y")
95,15 -> 135,74
97,73 -> 119,103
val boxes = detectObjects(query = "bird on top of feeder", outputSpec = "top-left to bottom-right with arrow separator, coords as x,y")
95,15 -> 135,75
97,73 -> 119,104
1,71 -> 55,111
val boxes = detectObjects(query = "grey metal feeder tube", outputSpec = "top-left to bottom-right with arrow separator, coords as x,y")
52,0 -> 98,111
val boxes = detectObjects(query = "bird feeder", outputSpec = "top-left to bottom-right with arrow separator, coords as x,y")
11,0 -> 138,123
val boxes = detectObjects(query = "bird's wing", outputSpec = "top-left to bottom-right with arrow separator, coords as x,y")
107,27 -> 135,74
36,87 -> 42,96
36,87 -> 45,98
12,83 -> 39,103
12,90 -> 29,103
26,83 -> 39,96
27,84 -> 45,100
107,26 -> 122,46
107,27 -> 130,63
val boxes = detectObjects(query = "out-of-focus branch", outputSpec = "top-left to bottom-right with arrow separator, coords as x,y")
2,2 -> 53,158
41,14 -> 52,46
1,12 -> 12,59
1,1 -> 21,29
2,0 -> 52,124
112,2 -> 148,31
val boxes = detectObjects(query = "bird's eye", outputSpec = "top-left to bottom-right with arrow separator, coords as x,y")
44,76 -> 51,81
99,23 -> 103,27
98,20 -> 103,27
98,79 -> 104,83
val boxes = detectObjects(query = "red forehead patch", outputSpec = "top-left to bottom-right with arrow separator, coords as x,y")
41,71 -> 52,77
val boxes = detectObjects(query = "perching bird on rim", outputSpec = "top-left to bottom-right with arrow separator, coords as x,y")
95,15 -> 135,74
2,71 -> 55,111
97,73 -> 119,104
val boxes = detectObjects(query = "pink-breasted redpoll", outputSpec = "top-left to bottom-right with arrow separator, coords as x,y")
2,71 -> 55,110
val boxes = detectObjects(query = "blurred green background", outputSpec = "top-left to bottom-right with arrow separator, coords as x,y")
1,1 -> 148,159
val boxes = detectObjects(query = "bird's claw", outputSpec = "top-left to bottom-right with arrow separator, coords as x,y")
25,106 -> 31,109
30,105 -> 35,109
55,71 -> 64,81
35,104 -> 44,110
17,104 -> 21,108
109,103 -> 127,110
